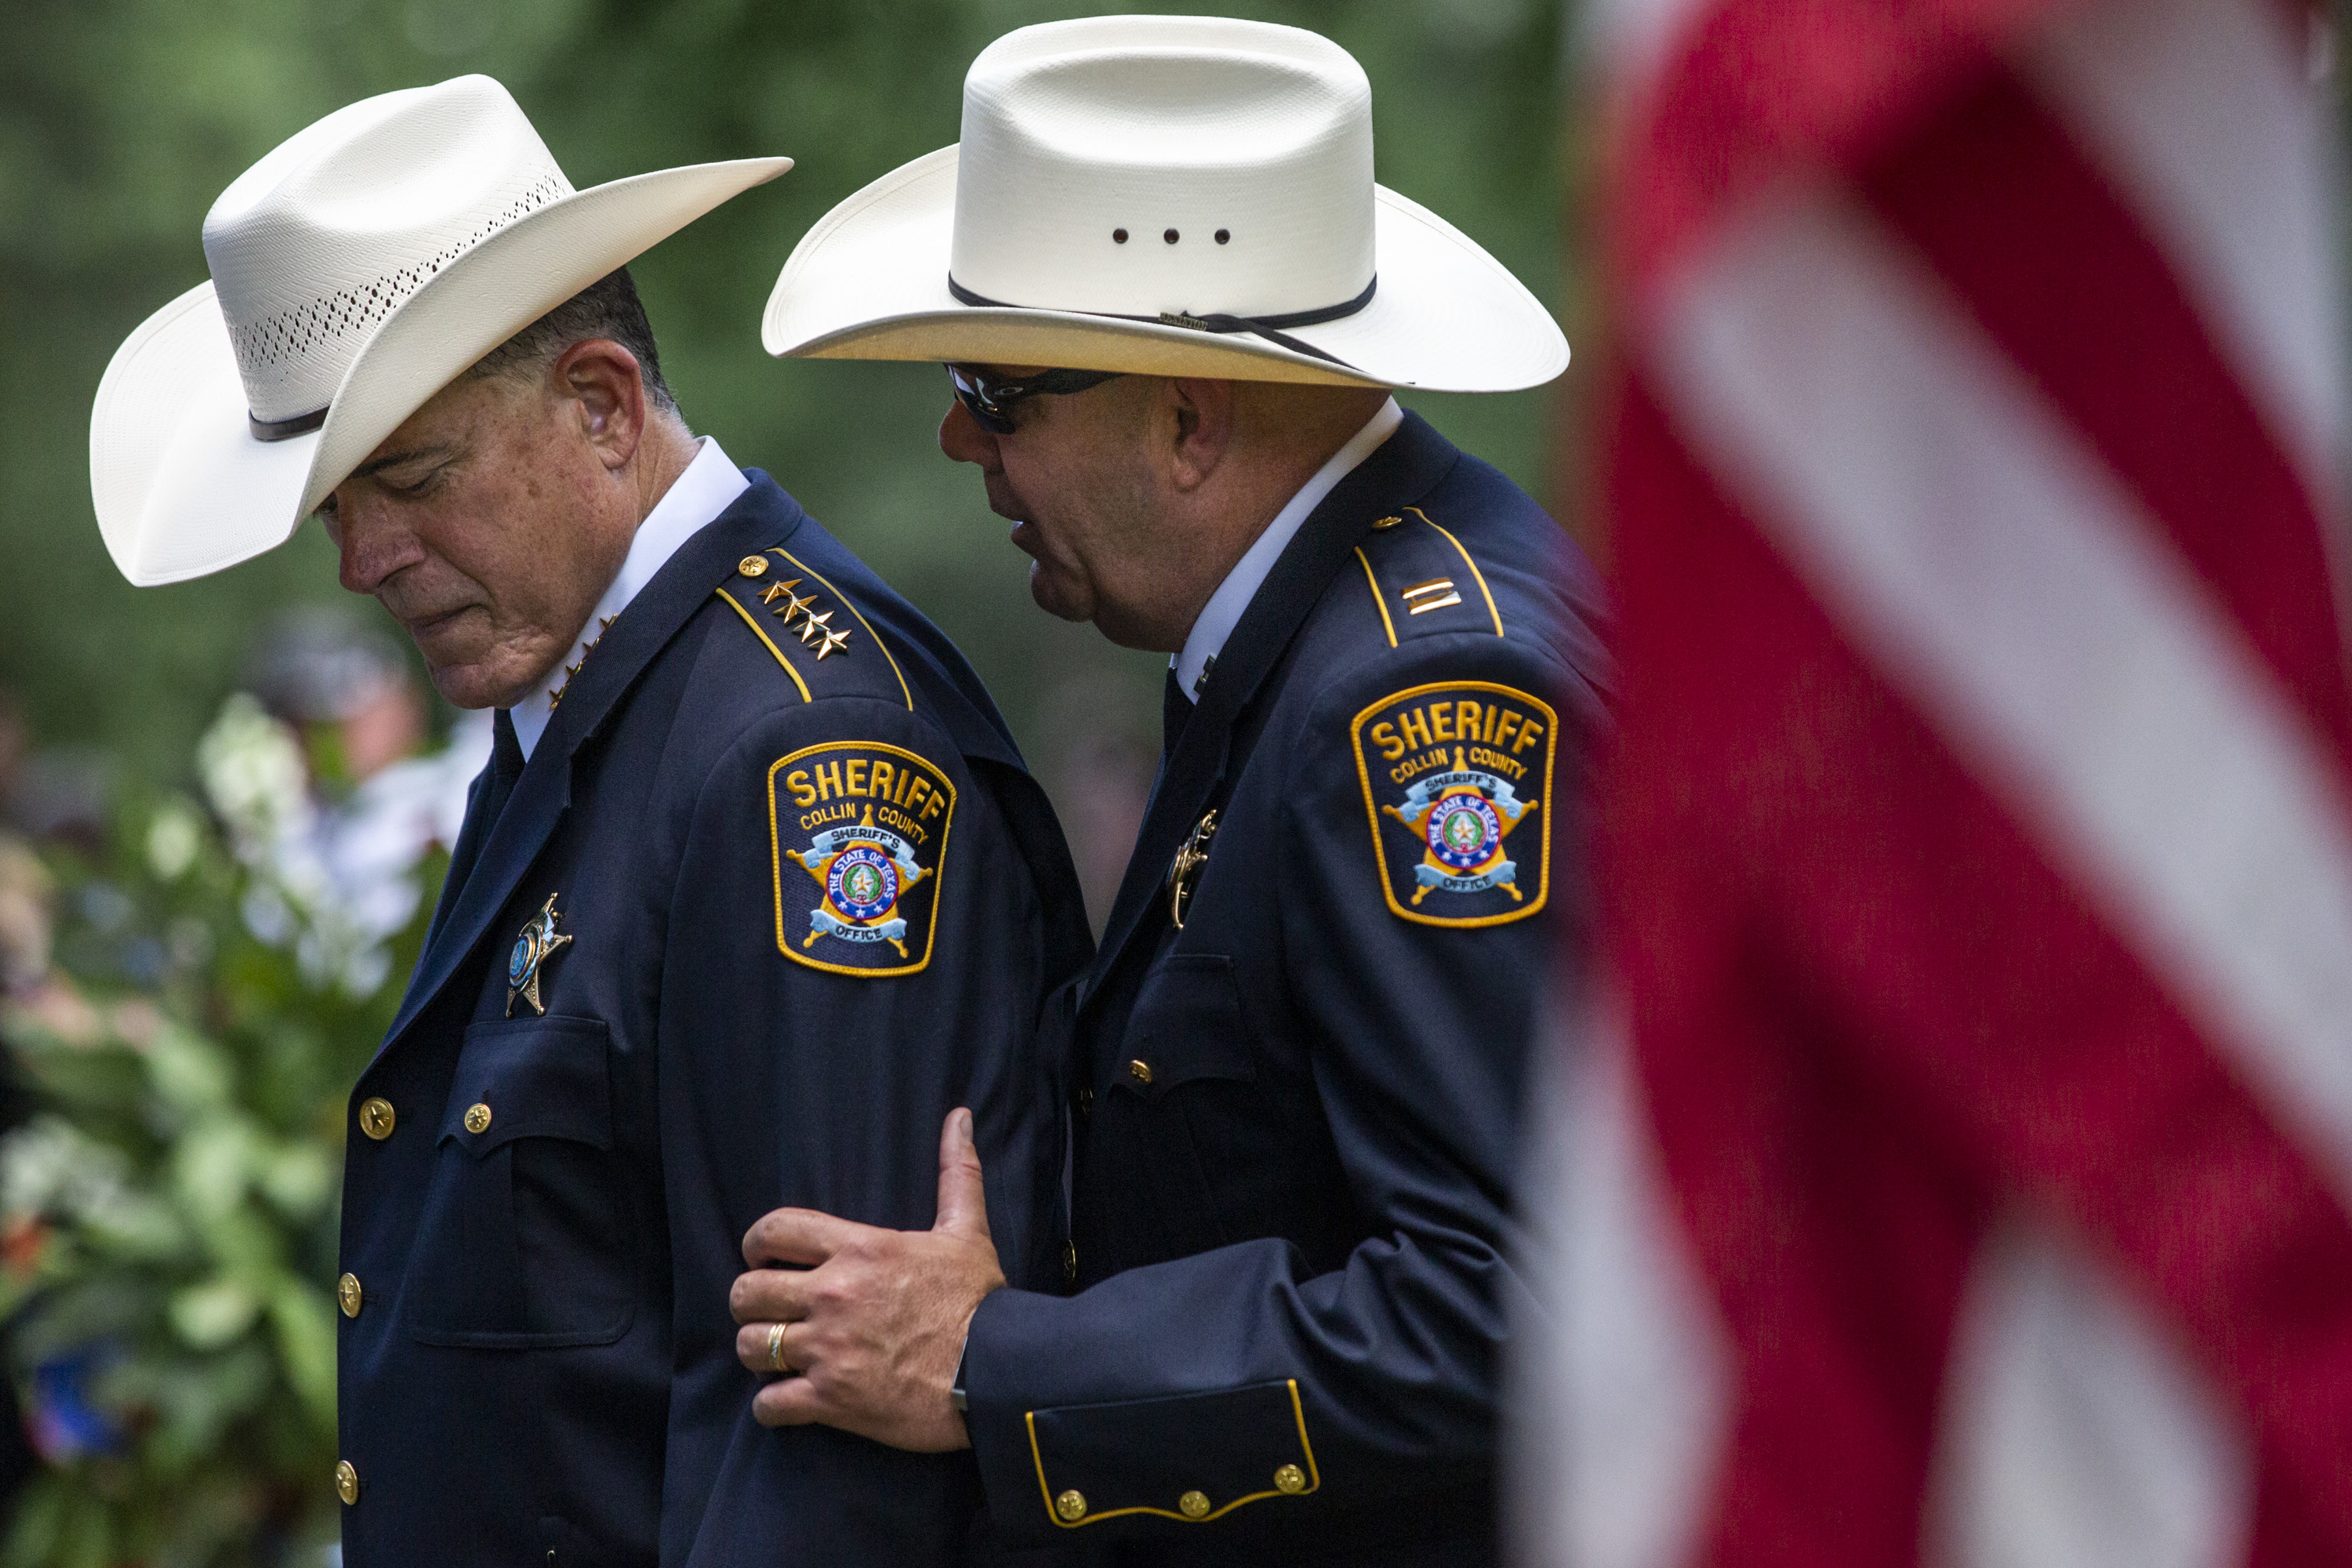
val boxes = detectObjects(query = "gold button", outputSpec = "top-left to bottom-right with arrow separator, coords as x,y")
1179,1490 -> 1211,1519
1054,1489 -> 1087,1522
335,1458 -> 359,1505
463,1102 -> 492,1134
1062,1240 -> 1077,1284
1274,1463 -> 1307,1494
1127,1059 -> 1152,1084
739,555 -> 768,578
1371,514 -> 1403,530
358,1098 -> 396,1140
337,1273 -> 363,1318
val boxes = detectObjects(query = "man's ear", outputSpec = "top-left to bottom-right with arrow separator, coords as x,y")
1163,378 -> 1236,492
553,339 -> 648,472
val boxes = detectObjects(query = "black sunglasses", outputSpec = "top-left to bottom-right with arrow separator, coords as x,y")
946,364 -> 1125,434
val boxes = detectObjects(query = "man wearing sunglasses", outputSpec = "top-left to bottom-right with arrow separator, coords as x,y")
946,365 -> 1123,436
735,17 -> 1607,1563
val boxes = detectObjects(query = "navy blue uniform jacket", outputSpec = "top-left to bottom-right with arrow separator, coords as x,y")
960,412 -> 1609,1565
335,473 -> 1087,1566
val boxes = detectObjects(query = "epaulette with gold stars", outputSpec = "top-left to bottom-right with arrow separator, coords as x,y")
712,547 -> 915,711
1348,505 -> 1506,648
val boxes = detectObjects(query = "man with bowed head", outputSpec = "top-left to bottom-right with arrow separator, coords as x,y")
89,74 -> 1086,1564
739,16 -> 1607,1563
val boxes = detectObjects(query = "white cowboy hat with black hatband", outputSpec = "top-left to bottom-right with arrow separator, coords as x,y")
90,74 -> 790,587
761,15 -> 1566,394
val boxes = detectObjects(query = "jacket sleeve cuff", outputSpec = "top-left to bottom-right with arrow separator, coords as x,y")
962,1288 -> 1320,1548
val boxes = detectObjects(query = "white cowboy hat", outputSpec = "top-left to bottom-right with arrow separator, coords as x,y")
761,15 -> 1566,394
90,74 -> 789,587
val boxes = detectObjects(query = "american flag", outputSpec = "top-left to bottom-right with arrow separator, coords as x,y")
1515,0 -> 2352,1563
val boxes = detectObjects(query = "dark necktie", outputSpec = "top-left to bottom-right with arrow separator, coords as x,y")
423,709 -> 525,953
481,707 -> 526,829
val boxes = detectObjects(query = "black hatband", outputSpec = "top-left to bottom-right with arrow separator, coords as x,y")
945,274 -> 1377,371
249,406 -> 328,442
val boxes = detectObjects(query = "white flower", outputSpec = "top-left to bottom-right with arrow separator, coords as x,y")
1,1116 -> 129,1228
196,695 -> 314,859
144,799 -> 203,883
239,884 -> 296,949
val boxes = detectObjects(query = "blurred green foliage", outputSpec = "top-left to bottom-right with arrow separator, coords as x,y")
0,699 -> 442,1566
0,0 -> 1572,787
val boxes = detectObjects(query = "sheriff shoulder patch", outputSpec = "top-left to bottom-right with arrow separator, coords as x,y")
1352,681 -> 1555,927
768,742 -> 954,977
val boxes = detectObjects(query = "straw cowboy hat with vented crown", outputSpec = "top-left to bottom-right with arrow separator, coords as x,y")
762,14 -> 1566,393
89,74 -> 789,587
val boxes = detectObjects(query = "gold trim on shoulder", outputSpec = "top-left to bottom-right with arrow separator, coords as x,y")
1403,506 -> 1503,635
770,547 -> 914,710
1354,546 -> 1399,647
714,587 -> 814,702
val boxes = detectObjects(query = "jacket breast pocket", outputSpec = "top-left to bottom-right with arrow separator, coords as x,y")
1112,954 -> 1262,1253
1120,954 -> 1254,1098
405,1015 -> 635,1349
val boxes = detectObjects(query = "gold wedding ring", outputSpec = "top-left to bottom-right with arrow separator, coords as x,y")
765,1320 -> 788,1373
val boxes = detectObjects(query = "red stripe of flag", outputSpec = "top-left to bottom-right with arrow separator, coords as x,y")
1608,379 -> 1986,1568
1614,0 -> 2061,296
1610,357 -> 2352,1561
1854,62 -> 2352,776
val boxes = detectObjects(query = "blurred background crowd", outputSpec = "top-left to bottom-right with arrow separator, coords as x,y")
0,2 -> 1577,1562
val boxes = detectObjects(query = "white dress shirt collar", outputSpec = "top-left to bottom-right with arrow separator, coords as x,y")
507,434 -> 749,760
1173,397 -> 1403,703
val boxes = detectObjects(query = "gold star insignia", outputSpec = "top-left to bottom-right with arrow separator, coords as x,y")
814,625 -> 851,659
547,615 -> 618,712
797,609 -> 834,646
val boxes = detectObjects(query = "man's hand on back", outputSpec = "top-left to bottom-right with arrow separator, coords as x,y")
731,1108 -> 1005,1452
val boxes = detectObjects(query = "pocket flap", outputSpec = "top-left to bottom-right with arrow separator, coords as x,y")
1114,954 -> 1252,1100
440,1015 -> 612,1155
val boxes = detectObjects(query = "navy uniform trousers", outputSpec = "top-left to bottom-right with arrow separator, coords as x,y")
335,472 -> 1088,1566
960,412 -> 1609,1566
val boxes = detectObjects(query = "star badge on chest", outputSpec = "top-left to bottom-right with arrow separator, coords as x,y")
1167,809 -> 1218,930
506,893 -> 573,1017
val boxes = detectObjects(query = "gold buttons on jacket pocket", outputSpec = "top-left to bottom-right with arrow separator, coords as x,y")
336,1273 -> 362,1318
1062,1240 -> 1077,1285
1054,1489 -> 1088,1522
463,1102 -> 492,1134
358,1098 -> 396,1140
335,1459 -> 359,1505
1274,1463 -> 1307,1494
1127,1059 -> 1152,1084
738,555 -> 769,578
1179,1490 -> 1211,1519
